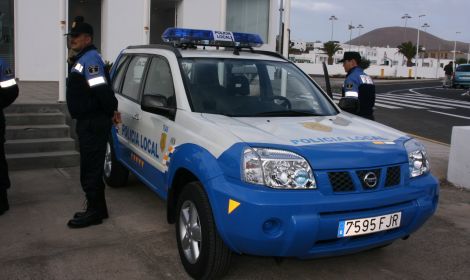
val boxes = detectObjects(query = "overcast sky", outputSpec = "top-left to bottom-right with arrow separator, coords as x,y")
290,0 -> 470,44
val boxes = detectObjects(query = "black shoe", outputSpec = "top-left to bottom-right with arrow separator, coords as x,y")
73,199 -> 109,219
67,208 -> 104,228
0,189 -> 9,216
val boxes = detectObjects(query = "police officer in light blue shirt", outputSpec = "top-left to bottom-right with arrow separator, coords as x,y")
0,58 -> 19,216
65,17 -> 119,228
340,51 -> 376,120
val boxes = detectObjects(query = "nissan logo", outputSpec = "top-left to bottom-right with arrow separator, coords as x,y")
363,172 -> 378,188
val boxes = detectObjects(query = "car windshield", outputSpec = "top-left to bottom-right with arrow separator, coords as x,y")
180,58 -> 337,117
456,65 -> 470,72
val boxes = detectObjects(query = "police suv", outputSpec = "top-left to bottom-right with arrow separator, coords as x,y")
105,28 -> 439,279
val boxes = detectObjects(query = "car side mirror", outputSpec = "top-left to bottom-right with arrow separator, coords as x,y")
339,97 -> 359,114
141,94 -> 176,120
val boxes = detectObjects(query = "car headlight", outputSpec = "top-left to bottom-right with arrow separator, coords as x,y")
242,148 -> 316,189
404,139 -> 430,178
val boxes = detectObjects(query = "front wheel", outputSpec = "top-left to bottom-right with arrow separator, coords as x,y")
103,137 -> 129,188
176,182 -> 232,279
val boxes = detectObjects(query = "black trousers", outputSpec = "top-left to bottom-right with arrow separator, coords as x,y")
76,117 -> 111,201
0,138 -> 10,191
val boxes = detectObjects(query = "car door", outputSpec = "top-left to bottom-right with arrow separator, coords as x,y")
114,54 -> 150,170
134,54 -> 178,196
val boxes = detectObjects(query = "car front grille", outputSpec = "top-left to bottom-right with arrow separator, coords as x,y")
328,172 -> 355,192
326,165 -> 403,193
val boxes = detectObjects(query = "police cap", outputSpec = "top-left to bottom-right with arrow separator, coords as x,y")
339,51 -> 361,63
65,16 -> 93,36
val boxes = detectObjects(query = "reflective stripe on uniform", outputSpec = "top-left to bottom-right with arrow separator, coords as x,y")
345,91 -> 358,98
0,78 -> 17,88
74,63 -> 84,73
88,76 -> 106,87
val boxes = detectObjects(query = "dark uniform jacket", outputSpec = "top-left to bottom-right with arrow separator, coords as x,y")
341,66 -> 376,118
66,45 -> 117,120
0,59 -> 19,143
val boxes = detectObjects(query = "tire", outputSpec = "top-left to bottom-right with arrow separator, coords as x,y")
103,136 -> 129,188
176,182 -> 232,279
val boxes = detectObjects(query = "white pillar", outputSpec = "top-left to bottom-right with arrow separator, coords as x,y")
219,0 -> 227,30
58,0 -> 67,103
282,0 -> 290,58
143,0 -> 150,44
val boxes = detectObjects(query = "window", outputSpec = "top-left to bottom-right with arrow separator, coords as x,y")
121,56 -> 149,101
143,56 -> 176,107
112,55 -> 130,93
226,0 -> 269,42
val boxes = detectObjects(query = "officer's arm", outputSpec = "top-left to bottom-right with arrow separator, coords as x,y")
343,77 -> 359,99
85,64 -> 117,117
0,64 -> 19,109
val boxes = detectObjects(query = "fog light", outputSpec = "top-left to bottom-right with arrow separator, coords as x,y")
262,218 -> 282,237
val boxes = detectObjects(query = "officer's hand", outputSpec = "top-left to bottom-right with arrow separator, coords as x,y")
112,111 -> 122,125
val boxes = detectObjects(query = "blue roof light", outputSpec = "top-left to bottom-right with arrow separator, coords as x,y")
162,28 -> 264,48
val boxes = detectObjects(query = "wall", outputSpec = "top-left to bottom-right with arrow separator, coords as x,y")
15,0 -> 61,81
296,63 -> 446,79
101,0 -> 147,63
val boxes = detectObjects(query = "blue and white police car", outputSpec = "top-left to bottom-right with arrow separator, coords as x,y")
105,28 -> 439,279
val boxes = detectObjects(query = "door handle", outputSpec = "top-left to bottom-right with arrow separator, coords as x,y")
132,113 -> 140,120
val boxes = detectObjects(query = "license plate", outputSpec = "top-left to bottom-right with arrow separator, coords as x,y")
337,212 -> 401,238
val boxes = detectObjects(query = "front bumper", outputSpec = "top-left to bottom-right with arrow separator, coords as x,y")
204,173 -> 439,258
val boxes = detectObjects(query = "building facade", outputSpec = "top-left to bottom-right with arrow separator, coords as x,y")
3,0 -> 279,82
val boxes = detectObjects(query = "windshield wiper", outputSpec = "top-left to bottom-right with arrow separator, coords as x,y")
254,110 -> 326,117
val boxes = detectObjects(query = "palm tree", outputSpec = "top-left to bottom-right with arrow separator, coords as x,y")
319,41 -> 342,65
397,41 -> 423,67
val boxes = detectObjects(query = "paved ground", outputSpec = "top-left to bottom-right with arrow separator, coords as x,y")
1,164 -> 469,280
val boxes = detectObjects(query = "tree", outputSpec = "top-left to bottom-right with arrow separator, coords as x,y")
319,41 -> 342,65
397,41 -> 423,67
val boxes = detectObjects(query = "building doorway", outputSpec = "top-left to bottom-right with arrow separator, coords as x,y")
68,0 -> 102,51
150,0 -> 178,44
0,0 -> 14,71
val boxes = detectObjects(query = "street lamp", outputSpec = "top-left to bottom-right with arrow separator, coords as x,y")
348,22 -> 355,51
329,15 -> 338,41
453,31 -> 461,71
356,24 -> 364,52
415,14 -> 425,80
401,13 -> 412,41
421,23 -> 430,64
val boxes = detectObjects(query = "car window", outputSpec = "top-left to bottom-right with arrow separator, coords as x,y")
180,58 -> 337,117
112,55 -> 130,93
121,56 -> 149,101
456,65 -> 470,72
143,56 -> 176,107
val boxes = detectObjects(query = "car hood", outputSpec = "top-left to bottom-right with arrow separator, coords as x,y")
202,113 -> 410,169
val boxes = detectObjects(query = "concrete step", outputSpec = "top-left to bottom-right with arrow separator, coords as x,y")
4,103 -> 67,114
5,138 -> 76,154
5,112 -> 66,126
5,124 -> 70,140
6,151 -> 80,170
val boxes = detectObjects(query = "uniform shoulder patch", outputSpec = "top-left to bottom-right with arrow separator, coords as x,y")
88,65 -> 100,75
4,68 -> 12,75
345,83 -> 354,89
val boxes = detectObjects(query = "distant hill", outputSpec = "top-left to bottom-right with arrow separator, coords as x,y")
347,26 -> 468,52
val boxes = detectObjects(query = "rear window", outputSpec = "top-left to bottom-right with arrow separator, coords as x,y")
456,65 -> 470,72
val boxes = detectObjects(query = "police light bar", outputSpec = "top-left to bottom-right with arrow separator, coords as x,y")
162,28 -> 264,48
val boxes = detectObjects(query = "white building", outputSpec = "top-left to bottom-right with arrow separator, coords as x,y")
289,40 -> 453,78
1,0 -> 279,82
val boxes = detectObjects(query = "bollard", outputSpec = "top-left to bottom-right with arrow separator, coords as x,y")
408,69 -> 412,78
380,69 -> 384,78
447,126 -> 470,190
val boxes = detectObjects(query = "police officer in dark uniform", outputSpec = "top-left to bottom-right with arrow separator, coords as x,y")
0,58 -> 19,215
65,18 -> 119,228
340,51 -> 376,120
